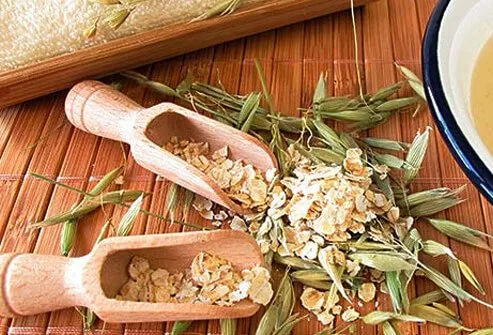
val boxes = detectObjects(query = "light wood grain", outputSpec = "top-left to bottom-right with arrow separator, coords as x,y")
0,230 -> 263,322
0,0 -> 373,110
65,80 -> 277,214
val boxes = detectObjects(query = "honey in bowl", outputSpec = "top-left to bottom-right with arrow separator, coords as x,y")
471,36 -> 493,154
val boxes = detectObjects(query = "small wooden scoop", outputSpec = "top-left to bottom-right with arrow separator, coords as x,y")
0,230 -> 264,322
65,81 -> 278,215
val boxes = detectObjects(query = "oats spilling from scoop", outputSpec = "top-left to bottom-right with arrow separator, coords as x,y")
164,137 -> 273,212
116,252 -> 273,306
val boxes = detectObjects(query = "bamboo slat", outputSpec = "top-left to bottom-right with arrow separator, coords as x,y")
267,21 -> 308,335
361,1 -> 402,334
386,2 -> 451,335
1,0 -> 492,334
208,39 -> 250,335
237,30 -> 277,335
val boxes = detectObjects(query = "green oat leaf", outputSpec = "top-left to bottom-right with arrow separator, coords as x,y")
116,194 -> 144,236
339,132 -> 359,149
386,271 -> 403,313
239,93 -> 261,132
291,270 -> 331,282
319,250 -> 350,302
369,82 -> 403,102
237,92 -> 259,125
400,186 -> 464,209
313,120 -> 345,152
294,278 -> 331,290
375,154 -> 409,169
273,254 -> 322,270
422,265 -> 493,308
426,218 -> 493,251
409,196 -> 465,217
276,270 -> 296,326
349,253 -> 416,272
171,321 -> 192,335
83,308 -> 96,330
317,97 -> 352,113
447,258 -> 462,289
382,321 -> 400,335
422,240 -> 456,259
458,260 -> 486,295
182,190 -> 195,222
164,183 -> 180,224
60,219 -> 78,256
221,319 -> 237,335
362,311 -> 425,325
469,329 -> 493,335
254,59 -> 275,114
375,97 -> 419,112
403,127 -> 432,184
313,73 -> 328,104
432,302 -> 458,317
396,64 -> 426,101
96,220 -> 112,244
363,137 -> 409,151
121,71 -> 178,97
32,190 -> 144,227
409,304 -> 462,328
310,147 -> 345,165
255,302 -> 278,335
87,165 -> 123,198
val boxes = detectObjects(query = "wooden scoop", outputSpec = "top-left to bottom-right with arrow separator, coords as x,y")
0,230 -> 264,322
65,80 -> 278,215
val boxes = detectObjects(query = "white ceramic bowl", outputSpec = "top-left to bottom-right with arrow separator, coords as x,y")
423,0 -> 493,202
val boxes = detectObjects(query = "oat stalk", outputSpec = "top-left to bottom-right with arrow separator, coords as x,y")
171,321 -> 192,335
220,319 -> 237,335
31,172 -> 206,230
192,0 -> 243,22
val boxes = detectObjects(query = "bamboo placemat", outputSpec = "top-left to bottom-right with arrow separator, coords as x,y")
1,0 -> 492,334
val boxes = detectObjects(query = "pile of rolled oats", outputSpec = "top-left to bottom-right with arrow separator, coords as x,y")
116,252 -> 273,306
168,137 -> 411,327
250,146 -> 403,253
244,147 -> 403,326
164,137 -> 271,212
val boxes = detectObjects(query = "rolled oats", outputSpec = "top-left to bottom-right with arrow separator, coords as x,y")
300,287 -> 325,311
230,216 -> 248,232
358,283 -> 376,303
117,253 -> 273,307
164,138 -> 270,212
341,307 -> 360,322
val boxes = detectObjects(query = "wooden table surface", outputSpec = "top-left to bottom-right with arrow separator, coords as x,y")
1,0 -> 492,334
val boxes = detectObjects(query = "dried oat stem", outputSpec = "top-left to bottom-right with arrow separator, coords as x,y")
122,69 -> 419,135
30,172 -> 207,230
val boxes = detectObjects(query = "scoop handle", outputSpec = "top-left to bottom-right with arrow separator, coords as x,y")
65,80 -> 144,143
0,253 -> 88,317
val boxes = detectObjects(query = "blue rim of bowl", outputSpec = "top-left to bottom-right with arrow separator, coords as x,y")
422,0 -> 493,203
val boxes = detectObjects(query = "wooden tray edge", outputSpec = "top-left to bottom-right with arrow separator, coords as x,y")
0,0 -> 374,109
